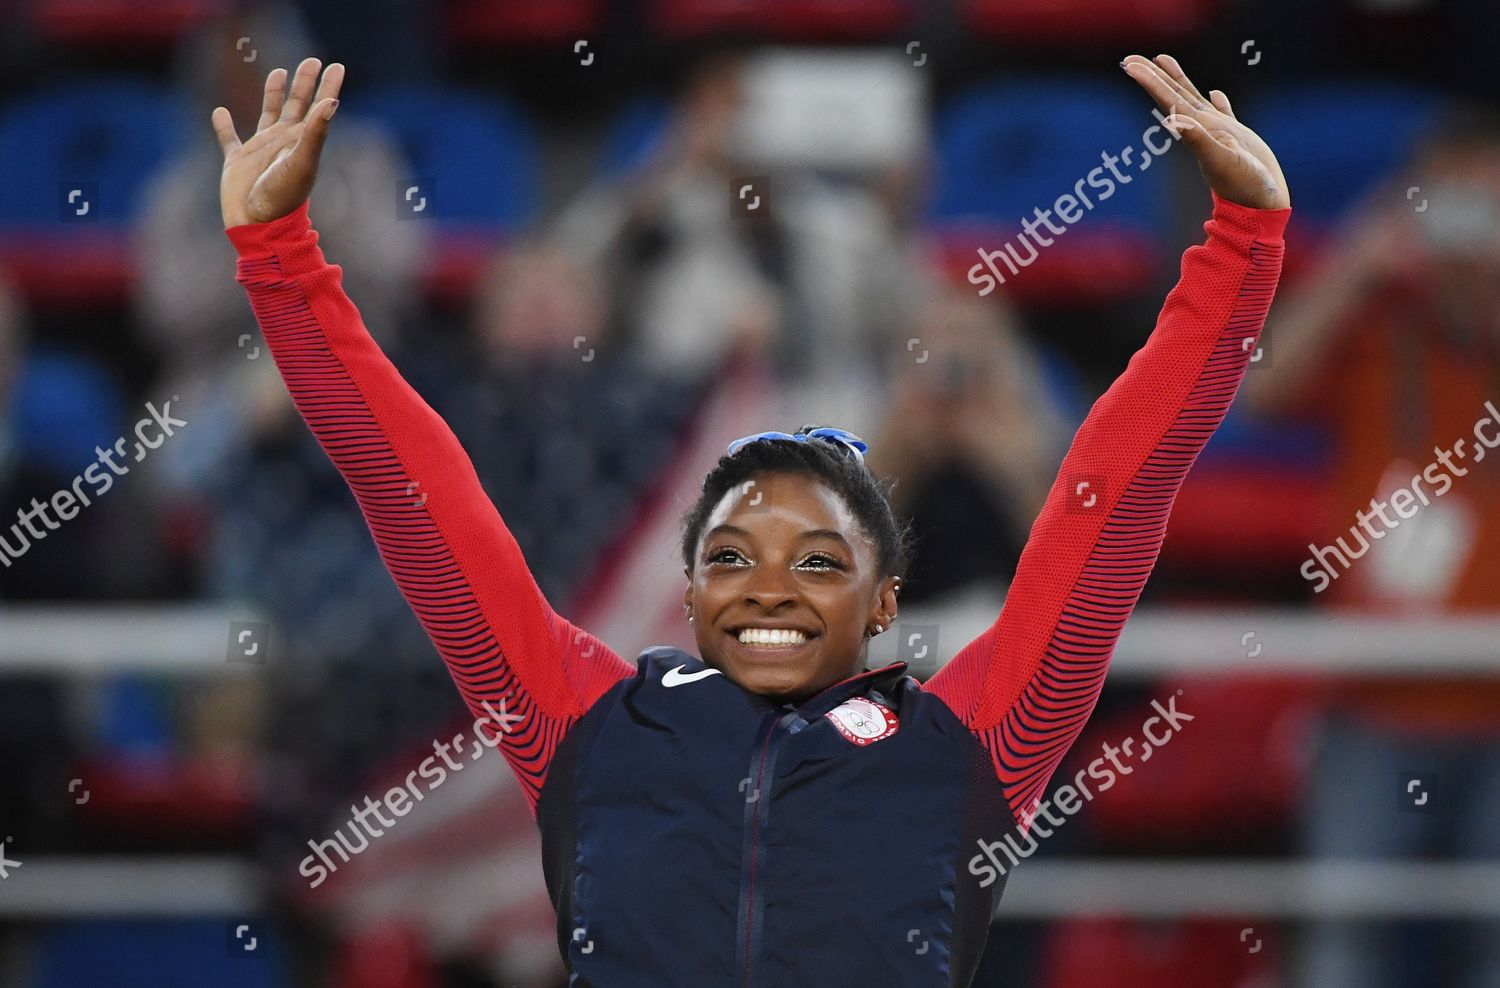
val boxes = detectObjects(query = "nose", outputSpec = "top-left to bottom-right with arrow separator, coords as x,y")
742,564 -> 798,611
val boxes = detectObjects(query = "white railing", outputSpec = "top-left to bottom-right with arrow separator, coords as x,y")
3,601 -> 1497,677
2,602 -> 1497,919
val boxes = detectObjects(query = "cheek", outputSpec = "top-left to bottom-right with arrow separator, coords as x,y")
814,593 -> 866,641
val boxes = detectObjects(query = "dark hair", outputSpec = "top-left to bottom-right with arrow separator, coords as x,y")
679,424 -> 916,581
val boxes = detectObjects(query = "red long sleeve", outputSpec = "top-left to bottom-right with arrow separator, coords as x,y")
924,193 -> 1290,833
226,201 -> 635,812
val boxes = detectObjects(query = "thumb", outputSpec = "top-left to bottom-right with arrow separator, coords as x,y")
290,97 -> 338,175
211,106 -> 242,157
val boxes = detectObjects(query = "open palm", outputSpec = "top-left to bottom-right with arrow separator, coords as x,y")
1123,54 -> 1290,210
212,57 -> 344,229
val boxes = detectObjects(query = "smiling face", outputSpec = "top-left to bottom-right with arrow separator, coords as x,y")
683,470 -> 900,703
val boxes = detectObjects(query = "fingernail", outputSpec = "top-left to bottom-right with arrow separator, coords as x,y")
325,99 -> 339,119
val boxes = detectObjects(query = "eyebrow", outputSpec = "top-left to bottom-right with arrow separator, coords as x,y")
704,524 -> 854,552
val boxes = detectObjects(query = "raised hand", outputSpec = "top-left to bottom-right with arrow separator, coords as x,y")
212,57 -> 344,229
1123,54 -> 1290,211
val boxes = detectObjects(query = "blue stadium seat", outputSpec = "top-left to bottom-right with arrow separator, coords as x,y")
29,919 -> 288,988
1248,83 -> 1443,224
929,79 -> 1174,302
347,84 -> 540,233
98,674 -> 175,758
0,78 -> 186,227
342,84 -> 541,300
10,347 -> 125,477
0,78 -> 186,303
931,79 -> 1171,231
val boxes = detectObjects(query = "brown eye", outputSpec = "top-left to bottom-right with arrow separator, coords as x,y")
799,553 -> 842,571
708,547 -> 747,566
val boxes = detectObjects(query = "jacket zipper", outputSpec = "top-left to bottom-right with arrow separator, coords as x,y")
734,709 -> 804,988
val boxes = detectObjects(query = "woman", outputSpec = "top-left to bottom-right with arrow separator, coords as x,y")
213,54 -> 1290,986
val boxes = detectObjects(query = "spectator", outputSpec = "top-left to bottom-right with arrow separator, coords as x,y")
550,46 -> 922,438
1245,108 -> 1500,988
865,284 -> 1069,605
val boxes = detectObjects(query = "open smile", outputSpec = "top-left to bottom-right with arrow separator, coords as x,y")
726,626 -> 819,655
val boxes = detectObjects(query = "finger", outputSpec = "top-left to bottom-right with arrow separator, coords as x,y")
1209,89 -> 1237,120
279,56 -> 323,124
1122,56 -> 1208,120
1152,54 -> 1211,107
211,106 -> 242,156
1124,54 -> 1210,120
257,67 -> 288,132
289,97 -> 339,174
1140,56 -> 1212,114
311,62 -> 345,110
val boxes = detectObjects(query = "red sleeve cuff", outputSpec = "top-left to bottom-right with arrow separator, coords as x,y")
1210,190 -> 1292,243
224,199 -> 314,258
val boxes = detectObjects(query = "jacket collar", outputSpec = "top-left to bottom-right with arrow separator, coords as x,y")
793,661 -> 909,720
644,647 -> 909,717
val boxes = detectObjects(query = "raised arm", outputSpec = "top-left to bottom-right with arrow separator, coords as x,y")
214,58 -> 634,812
924,55 -> 1292,832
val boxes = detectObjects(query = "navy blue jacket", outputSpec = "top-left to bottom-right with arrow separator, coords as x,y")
538,647 -> 1010,986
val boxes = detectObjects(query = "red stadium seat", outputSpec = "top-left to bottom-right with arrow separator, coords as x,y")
962,0 -> 1223,44
1164,463 -> 1333,572
330,922 -> 441,988
933,225 -> 1162,306
445,0 -> 603,47
1038,918 -> 1280,988
652,0 -> 916,41
70,751 -> 256,845
1161,414 -> 1335,579
29,0 -> 228,48
1069,676 -> 1322,848
0,231 -> 138,307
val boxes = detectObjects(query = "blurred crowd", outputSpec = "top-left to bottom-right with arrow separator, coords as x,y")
3,0 -> 1500,985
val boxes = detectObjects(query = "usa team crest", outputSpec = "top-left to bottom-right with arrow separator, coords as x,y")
825,697 -> 899,746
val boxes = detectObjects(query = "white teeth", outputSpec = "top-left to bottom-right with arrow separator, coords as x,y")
737,628 -> 807,646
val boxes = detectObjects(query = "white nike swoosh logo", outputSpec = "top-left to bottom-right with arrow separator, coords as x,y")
662,664 -> 724,688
